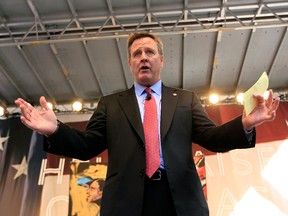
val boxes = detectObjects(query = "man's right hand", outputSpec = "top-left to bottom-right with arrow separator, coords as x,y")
15,96 -> 58,136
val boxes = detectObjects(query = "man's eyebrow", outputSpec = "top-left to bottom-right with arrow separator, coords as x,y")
132,49 -> 140,53
131,47 -> 140,53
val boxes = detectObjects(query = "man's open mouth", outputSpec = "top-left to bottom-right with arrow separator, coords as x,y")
140,65 -> 150,71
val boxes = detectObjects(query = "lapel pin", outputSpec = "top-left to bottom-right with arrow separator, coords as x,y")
173,92 -> 177,96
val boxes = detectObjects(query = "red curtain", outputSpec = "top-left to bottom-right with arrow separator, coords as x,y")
195,102 -> 287,156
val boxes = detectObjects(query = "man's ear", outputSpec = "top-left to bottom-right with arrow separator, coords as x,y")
160,55 -> 164,68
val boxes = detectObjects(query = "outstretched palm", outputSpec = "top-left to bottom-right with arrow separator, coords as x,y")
15,96 -> 58,135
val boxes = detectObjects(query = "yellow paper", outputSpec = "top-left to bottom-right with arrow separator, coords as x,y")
243,72 -> 269,115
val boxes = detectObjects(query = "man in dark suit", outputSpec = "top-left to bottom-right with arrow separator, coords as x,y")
15,32 -> 279,216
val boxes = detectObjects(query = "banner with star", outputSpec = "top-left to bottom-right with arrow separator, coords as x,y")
0,117 -> 46,216
0,116 -> 107,216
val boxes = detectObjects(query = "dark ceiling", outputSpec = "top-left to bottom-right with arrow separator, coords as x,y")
0,0 -> 288,113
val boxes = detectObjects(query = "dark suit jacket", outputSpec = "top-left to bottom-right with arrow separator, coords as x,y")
44,84 -> 255,216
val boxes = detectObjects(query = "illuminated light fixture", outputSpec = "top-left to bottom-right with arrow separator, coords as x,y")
72,101 -> 83,111
264,90 -> 270,100
0,106 -> 4,116
209,93 -> 220,104
236,92 -> 244,104
46,102 -> 53,110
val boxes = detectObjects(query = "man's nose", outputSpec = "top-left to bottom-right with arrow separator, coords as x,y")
140,53 -> 148,62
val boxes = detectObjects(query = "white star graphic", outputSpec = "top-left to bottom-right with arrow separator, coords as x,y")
11,156 -> 28,180
0,136 -> 9,151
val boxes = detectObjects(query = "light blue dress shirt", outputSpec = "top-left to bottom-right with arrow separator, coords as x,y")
134,80 -> 165,169
134,80 -> 253,170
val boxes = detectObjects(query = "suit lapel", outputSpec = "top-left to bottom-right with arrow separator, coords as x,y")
161,85 -> 179,141
117,87 -> 145,144
117,85 -> 179,144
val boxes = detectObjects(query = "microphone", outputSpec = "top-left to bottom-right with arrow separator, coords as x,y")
145,87 -> 152,100
146,92 -> 152,100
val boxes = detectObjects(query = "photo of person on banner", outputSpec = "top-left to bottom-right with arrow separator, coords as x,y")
15,32 -> 280,216
69,162 -> 107,216
73,177 -> 104,216
85,178 -> 105,204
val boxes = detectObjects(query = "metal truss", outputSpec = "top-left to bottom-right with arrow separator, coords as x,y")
0,0 -> 288,47
0,0 -> 288,115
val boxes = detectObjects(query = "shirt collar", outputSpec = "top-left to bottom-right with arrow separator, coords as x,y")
134,80 -> 162,97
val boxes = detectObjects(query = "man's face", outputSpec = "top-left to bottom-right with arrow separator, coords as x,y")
128,37 -> 164,86
86,180 -> 102,203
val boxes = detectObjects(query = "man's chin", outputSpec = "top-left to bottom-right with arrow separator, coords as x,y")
137,76 -> 154,86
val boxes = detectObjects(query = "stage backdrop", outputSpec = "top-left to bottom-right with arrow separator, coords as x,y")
0,102 -> 287,216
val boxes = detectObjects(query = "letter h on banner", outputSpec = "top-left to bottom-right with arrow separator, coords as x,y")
38,158 -> 65,185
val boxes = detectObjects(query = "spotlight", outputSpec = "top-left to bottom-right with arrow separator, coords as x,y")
264,90 -> 270,100
236,92 -> 244,104
46,102 -> 53,110
209,93 -> 219,104
72,101 -> 82,112
0,106 -> 4,116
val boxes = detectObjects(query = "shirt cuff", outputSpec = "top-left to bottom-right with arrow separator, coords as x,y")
45,120 -> 60,137
244,129 -> 254,143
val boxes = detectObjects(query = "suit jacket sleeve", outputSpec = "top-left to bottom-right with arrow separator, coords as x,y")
189,91 -> 256,152
43,96 -> 108,160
